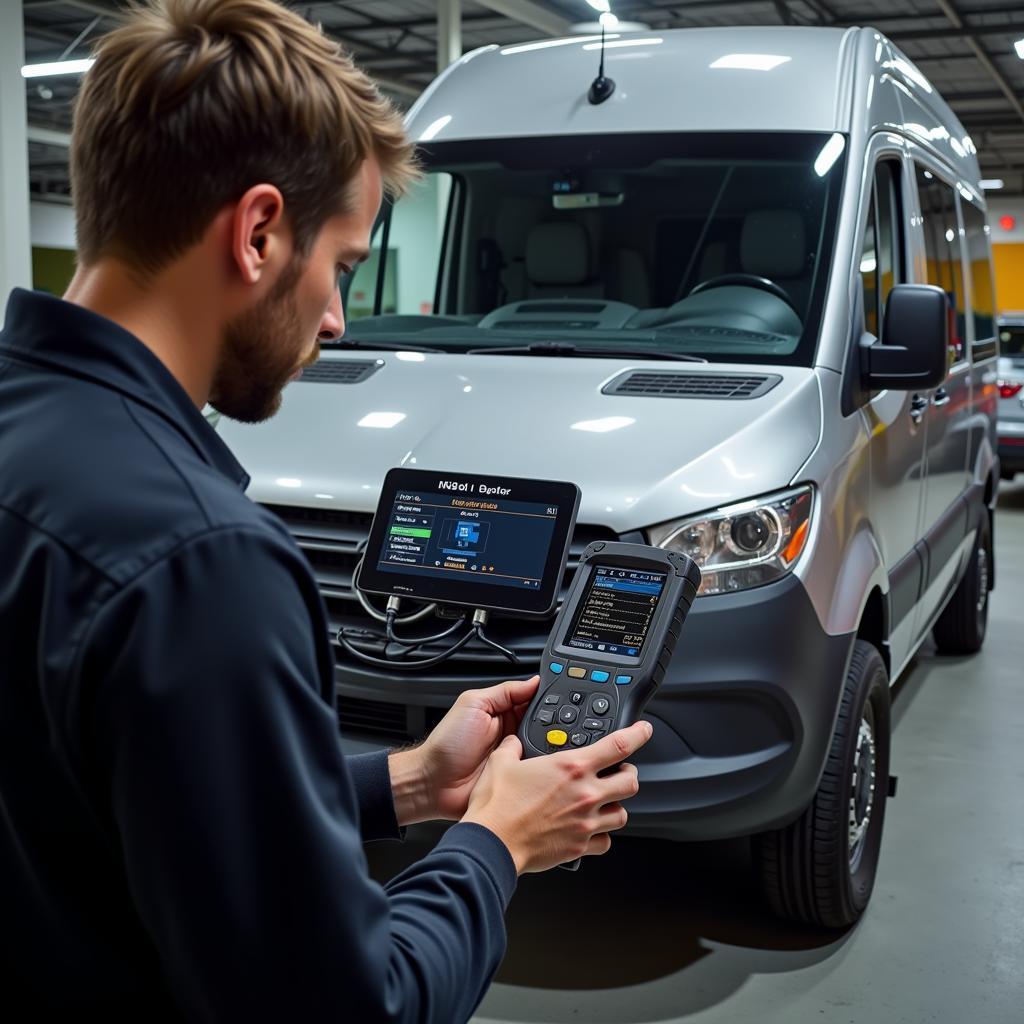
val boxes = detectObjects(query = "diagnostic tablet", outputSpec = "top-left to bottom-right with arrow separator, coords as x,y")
358,468 -> 581,616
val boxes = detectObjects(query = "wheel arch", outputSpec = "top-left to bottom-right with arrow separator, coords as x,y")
855,586 -> 890,676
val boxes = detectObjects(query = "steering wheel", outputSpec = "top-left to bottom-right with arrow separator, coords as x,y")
688,273 -> 798,313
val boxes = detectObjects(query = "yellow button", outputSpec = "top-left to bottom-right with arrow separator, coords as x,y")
546,729 -> 568,747
567,667 -> 587,679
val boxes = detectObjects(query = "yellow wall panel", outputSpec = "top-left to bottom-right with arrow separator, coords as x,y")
993,243 -> 1024,313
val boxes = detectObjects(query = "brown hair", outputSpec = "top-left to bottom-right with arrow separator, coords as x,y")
70,0 -> 418,273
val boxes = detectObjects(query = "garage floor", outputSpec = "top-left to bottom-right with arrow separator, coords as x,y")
365,481 -> 1024,1024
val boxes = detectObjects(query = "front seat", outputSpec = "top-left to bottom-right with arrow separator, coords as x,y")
524,222 -> 605,300
739,209 -> 809,312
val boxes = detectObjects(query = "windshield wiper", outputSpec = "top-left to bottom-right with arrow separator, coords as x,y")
466,341 -> 706,362
323,339 -> 446,354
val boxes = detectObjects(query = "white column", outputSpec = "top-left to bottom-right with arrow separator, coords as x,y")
0,1 -> 32,320
435,0 -> 461,239
437,0 -> 462,74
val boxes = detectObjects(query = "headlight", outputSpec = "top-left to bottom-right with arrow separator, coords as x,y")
647,485 -> 814,596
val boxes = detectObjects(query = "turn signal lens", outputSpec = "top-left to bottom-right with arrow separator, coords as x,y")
648,485 -> 814,596
998,380 -> 1023,399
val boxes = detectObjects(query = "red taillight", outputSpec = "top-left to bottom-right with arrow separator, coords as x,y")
998,381 -> 1023,399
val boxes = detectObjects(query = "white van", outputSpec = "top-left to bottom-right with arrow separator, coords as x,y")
217,26 -> 1001,927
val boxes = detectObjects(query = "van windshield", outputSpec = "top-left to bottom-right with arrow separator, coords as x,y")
341,132 -> 846,366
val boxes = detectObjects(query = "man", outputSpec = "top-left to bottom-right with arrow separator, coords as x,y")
0,1 -> 651,1020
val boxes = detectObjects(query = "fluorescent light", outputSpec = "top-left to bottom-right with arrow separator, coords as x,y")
980,179 -> 1005,190
582,37 -> 663,50
599,12 -> 618,29
710,53 -> 791,71
357,411 -> 406,429
570,416 -> 635,433
501,35 -> 610,55
1014,38 -> 1024,59
586,0 -> 611,11
813,132 -> 846,177
418,115 -> 451,142
21,58 -> 95,78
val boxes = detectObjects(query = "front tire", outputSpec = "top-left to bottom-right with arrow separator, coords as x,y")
754,640 -> 890,929
932,514 -> 991,655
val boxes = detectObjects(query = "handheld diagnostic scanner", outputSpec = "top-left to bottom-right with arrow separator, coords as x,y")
518,542 -> 701,757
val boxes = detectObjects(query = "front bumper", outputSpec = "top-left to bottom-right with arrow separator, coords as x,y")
333,573 -> 847,843
335,574 -> 853,841
621,575 -> 853,840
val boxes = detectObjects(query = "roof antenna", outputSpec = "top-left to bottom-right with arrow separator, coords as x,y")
588,20 -> 615,105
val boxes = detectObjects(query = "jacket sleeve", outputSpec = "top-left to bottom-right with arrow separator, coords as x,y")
77,526 -> 515,1024
345,750 -> 405,842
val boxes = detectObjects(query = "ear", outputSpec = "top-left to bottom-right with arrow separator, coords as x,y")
231,184 -> 289,286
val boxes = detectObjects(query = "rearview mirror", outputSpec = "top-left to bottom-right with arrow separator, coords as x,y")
862,284 -> 949,391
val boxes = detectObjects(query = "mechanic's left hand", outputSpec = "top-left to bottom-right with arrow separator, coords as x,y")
414,675 -> 540,821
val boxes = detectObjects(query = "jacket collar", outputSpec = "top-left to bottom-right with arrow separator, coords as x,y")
1,288 -> 249,489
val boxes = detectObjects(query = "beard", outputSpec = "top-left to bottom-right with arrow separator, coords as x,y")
208,254 -> 318,424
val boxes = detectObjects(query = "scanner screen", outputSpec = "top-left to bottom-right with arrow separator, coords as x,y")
564,566 -> 666,657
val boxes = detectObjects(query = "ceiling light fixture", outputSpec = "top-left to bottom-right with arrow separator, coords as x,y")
21,58 -> 95,78
979,179 -> 1004,191
1014,38 -> 1024,59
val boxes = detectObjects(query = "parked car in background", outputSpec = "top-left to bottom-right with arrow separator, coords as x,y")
998,315 -> 1024,371
997,316 -> 1024,479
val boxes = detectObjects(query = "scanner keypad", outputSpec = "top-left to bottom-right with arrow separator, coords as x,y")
529,663 -> 621,752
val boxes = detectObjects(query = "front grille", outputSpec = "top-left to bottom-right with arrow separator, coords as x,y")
337,696 -> 408,740
603,370 -> 781,400
262,501 -> 619,737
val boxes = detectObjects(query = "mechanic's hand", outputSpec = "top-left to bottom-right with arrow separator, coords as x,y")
461,722 -> 652,874
406,676 -> 541,823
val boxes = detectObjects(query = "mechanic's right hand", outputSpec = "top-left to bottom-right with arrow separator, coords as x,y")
460,721 -> 652,874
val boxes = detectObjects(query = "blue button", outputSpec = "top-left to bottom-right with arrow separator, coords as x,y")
591,670 -> 610,683
549,662 -> 564,674
615,675 -> 633,685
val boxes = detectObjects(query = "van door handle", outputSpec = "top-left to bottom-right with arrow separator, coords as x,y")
932,388 -> 951,407
910,394 -> 928,424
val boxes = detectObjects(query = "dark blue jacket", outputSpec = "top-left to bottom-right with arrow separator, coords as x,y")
0,289 -> 515,1022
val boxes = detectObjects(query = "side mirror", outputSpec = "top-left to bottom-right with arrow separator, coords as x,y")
862,284 -> 949,391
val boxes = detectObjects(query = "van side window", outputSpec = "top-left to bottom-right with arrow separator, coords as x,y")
915,166 -> 966,366
960,200 -> 997,361
860,161 -> 903,340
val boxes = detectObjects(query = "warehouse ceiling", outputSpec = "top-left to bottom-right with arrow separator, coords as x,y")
21,0 -> 1024,201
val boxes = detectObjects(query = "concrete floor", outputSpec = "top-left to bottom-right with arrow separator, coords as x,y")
366,480 -> 1024,1024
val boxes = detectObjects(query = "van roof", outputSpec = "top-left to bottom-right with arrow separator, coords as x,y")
405,25 -> 981,189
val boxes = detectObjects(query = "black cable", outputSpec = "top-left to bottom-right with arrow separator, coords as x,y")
386,612 -> 467,651
473,623 -> 519,665
336,620 -> 478,671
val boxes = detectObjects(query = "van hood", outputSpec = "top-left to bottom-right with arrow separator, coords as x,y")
215,353 -> 822,533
